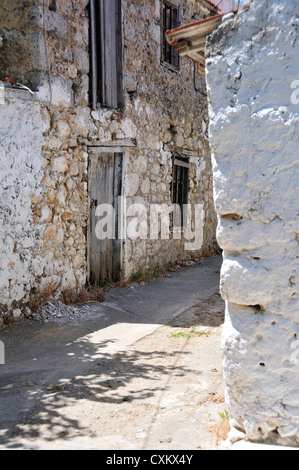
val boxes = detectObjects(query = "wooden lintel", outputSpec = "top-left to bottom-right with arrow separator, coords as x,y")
81,139 -> 137,148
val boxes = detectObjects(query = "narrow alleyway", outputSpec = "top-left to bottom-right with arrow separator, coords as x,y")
0,256 -> 226,450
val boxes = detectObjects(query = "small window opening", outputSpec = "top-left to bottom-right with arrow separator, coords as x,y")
161,1 -> 180,69
49,0 -> 57,11
171,156 -> 190,228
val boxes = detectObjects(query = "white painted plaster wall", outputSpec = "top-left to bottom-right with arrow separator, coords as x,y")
206,0 -> 299,446
0,90 -> 45,313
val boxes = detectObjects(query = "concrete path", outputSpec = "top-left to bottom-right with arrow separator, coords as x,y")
0,255 -> 224,450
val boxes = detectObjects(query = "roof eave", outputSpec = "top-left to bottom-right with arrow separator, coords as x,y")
166,11 -> 236,75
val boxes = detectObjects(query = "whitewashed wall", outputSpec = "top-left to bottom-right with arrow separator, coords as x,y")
0,90 -> 49,316
206,0 -> 299,446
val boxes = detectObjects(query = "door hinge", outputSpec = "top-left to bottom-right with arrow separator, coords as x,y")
90,198 -> 98,210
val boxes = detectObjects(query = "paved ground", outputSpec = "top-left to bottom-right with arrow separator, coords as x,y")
0,255 -> 227,450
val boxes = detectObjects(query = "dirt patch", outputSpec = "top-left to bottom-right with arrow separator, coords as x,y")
5,293 -> 227,450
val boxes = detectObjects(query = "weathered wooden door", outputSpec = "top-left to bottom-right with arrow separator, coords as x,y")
89,152 -> 123,286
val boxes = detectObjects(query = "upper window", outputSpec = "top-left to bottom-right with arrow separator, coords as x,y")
90,0 -> 123,109
161,1 -> 180,69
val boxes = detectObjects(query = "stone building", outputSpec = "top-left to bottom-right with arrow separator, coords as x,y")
0,0 -> 218,319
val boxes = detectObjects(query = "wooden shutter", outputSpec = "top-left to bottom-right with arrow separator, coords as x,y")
100,0 -> 123,108
90,0 -> 123,109
171,7 -> 180,68
90,0 -> 98,110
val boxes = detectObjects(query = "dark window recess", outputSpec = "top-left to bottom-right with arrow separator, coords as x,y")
49,0 -> 57,11
172,156 -> 190,228
90,0 -> 123,109
161,2 -> 180,69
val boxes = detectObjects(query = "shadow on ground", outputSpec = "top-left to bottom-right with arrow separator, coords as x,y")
4,350 -> 194,448
0,257 -> 225,450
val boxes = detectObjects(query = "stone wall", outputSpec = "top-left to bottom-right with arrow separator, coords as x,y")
0,0 -> 218,319
206,0 -> 299,446
0,0 -> 41,89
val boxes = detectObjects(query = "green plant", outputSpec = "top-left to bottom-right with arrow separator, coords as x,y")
153,264 -> 166,279
145,267 -> 152,277
22,381 -> 33,388
131,267 -> 145,282
169,331 -> 190,339
219,409 -> 229,421
208,409 -> 231,448
191,327 -> 210,337
47,384 -> 66,394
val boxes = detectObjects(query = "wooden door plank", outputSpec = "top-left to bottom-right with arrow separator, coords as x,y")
112,153 -> 123,282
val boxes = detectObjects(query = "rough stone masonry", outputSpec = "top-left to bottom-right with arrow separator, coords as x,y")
206,0 -> 299,446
